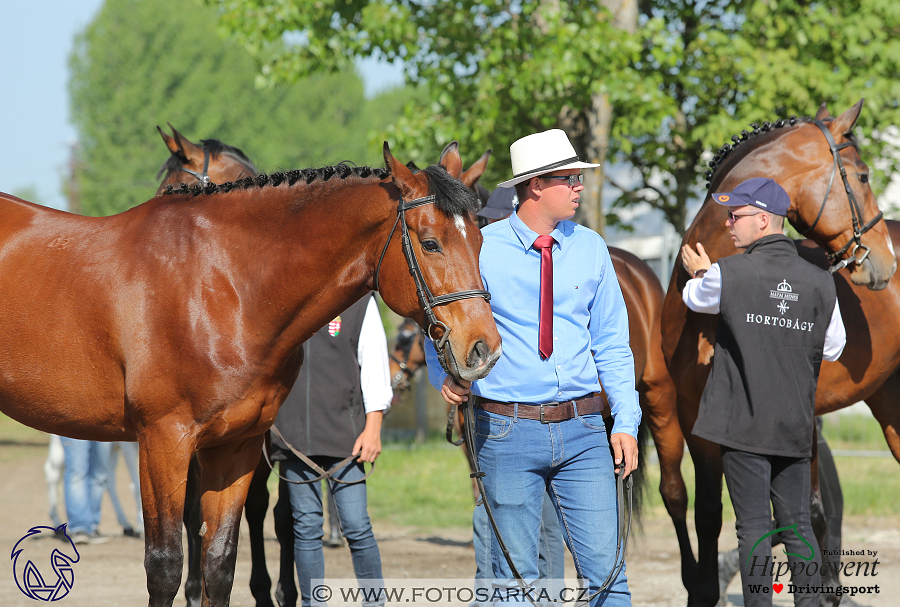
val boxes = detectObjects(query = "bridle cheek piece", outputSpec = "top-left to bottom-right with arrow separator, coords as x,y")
373,194 -> 491,370
178,147 -> 212,186
800,120 -> 883,274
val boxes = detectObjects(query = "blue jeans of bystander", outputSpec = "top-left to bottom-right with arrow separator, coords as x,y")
60,438 -> 112,536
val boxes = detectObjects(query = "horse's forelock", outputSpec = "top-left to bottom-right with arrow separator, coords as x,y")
422,164 -> 480,217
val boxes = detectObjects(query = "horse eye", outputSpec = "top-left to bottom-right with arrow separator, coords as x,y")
421,240 -> 441,253
858,174 -> 869,184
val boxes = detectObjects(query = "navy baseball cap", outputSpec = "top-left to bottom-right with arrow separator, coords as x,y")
712,177 -> 790,217
477,187 -> 517,220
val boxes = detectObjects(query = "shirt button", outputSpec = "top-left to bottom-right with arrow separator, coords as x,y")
554,336 -> 558,340
557,365 -> 562,369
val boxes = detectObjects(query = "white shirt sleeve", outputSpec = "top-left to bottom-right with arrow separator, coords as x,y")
823,299 -> 846,362
357,297 -> 394,415
682,262 -> 722,314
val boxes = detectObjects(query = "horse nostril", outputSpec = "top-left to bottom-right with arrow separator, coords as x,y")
467,340 -> 488,368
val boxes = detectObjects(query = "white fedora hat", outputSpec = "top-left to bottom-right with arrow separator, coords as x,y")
497,129 -> 600,188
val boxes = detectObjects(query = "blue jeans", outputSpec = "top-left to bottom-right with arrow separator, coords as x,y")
60,439 -> 111,535
475,405 -> 629,606
474,492 -> 565,606
283,456 -> 383,607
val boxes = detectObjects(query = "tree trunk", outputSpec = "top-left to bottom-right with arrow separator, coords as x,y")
560,0 -> 637,236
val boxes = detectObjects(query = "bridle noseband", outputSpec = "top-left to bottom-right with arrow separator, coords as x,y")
374,194 -> 491,366
800,119 -> 883,274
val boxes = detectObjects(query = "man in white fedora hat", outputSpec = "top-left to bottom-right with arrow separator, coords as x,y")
425,129 -> 640,605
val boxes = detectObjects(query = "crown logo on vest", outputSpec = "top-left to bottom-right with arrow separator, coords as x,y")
770,279 -> 799,304
777,279 -> 793,292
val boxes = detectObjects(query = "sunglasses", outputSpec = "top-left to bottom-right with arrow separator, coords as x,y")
727,210 -> 761,223
542,174 -> 584,187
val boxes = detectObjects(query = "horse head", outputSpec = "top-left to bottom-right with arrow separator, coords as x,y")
697,100 -> 895,291
785,100 -> 896,289
155,123 -> 257,194
376,142 -> 502,382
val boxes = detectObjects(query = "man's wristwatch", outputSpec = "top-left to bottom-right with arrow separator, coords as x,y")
693,268 -> 707,278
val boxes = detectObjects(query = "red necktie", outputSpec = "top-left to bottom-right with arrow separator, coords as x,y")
534,235 -> 556,360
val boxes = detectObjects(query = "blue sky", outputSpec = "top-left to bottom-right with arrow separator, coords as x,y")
0,1 -> 403,212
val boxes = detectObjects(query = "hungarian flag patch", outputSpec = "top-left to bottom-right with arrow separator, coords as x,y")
328,316 -> 342,337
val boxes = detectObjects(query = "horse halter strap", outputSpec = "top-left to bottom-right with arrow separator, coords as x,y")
177,147 -> 211,186
374,194 -> 491,353
801,120 -> 883,274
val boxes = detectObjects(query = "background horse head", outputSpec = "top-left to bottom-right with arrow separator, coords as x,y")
156,123 -> 257,195
687,99 -> 894,293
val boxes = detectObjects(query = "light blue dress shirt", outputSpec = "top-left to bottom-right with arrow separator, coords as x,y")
425,210 -> 641,438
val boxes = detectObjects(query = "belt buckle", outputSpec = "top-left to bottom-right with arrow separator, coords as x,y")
539,402 -> 559,424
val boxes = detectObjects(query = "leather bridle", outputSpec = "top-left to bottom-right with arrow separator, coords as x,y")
799,120 -> 883,274
374,194 -> 491,370
177,147 -> 212,186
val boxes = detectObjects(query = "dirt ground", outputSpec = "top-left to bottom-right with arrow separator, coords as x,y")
1,442 -> 896,607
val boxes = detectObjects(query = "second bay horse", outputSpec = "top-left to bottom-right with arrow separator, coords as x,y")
0,139 -> 501,607
660,100 -> 897,606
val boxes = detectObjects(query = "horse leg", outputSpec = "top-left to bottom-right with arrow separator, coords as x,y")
245,452 -> 276,607
139,431 -> 195,607
196,435 -> 266,607
273,475 -> 297,607
685,434 -> 723,607
809,424 -> 839,607
639,362 -> 695,588
863,373 -> 900,463
184,457 -> 203,607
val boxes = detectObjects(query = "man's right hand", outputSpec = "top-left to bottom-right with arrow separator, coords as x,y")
440,375 -> 471,405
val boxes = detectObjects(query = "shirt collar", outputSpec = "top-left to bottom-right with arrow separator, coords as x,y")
509,210 -> 569,251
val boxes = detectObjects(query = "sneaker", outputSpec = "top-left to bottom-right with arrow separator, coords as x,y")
718,548 -> 740,606
70,532 -> 91,545
88,531 -> 111,545
123,527 -> 142,538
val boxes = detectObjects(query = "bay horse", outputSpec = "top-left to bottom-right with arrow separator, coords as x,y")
0,137 -> 502,607
660,100 -> 897,606
157,129 -> 500,607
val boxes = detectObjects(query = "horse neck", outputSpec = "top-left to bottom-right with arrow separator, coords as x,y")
685,127 -> 814,263
182,180 -> 392,357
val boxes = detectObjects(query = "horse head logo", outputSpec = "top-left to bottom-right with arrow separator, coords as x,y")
11,524 -> 81,601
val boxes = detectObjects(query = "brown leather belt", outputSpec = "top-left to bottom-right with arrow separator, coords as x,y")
476,393 -> 610,423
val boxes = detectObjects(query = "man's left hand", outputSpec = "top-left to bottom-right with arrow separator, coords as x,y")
610,432 -> 638,478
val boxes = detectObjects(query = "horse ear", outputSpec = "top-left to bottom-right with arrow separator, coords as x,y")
383,142 -> 418,198
439,141 -> 463,179
814,103 -> 831,121
828,99 -> 865,137
167,122 -> 203,163
460,149 -> 492,188
157,125 -> 181,156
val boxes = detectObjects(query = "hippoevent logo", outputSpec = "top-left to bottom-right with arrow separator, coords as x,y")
744,524 -> 880,600
10,525 -> 81,601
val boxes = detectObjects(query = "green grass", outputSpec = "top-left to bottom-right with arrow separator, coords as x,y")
820,414 -> 888,452
366,440 -> 476,530
0,413 -> 51,462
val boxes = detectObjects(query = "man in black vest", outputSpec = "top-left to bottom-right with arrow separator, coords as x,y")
269,294 -> 393,607
680,177 -> 846,607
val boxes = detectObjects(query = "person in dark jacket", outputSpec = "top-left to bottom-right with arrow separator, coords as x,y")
269,294 -> 393,607
680,177 -> 846,607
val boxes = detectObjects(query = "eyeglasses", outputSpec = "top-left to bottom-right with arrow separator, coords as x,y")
727,210 -> 761,223
541,174 -> 584,187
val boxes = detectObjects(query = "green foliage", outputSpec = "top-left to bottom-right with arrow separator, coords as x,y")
205,0 -> 900,233
68,0 -> 404,216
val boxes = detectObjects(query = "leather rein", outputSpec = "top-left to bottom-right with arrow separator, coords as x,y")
799,120 -> 883,274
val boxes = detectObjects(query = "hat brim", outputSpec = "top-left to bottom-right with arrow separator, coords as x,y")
711,191 -> 750,207
496,160 -> 600,189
